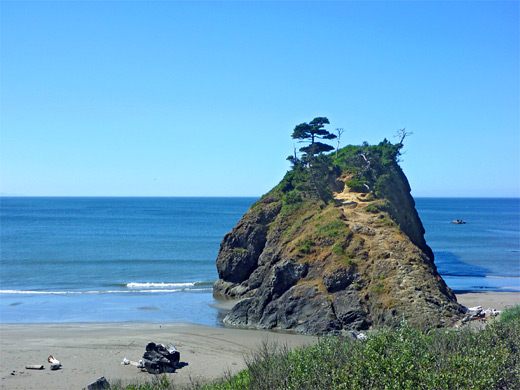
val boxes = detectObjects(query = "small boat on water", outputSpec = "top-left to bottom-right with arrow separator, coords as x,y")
451,219 -> 466,224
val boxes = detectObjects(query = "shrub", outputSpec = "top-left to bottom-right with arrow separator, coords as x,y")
297,238 -> 314,254
346,177 -> 369,192
365,200 -> 390,214
500,304 -> 520,323
282,190 -> 302,205
204,318 -> 520,390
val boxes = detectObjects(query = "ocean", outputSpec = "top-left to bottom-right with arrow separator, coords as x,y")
1,197 -> 519,325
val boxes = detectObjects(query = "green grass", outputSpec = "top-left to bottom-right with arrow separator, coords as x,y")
316,220 -> 346,238
111,316 -> 520,390
296,238 -> 314,254
500,304 -> 520,324
371,282 -> 385,294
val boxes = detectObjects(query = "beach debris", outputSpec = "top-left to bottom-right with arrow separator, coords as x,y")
48,355 -> 61,370
141,342 -> 180,374
121,357 -> 141,366
87,376 -> 111,390
462,305 -> 500,323
356,332 -> 367,340
25,365 -> 44,370
485,308 -> 501,316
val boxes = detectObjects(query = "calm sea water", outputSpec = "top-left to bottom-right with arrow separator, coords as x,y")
1,197 -> 519,324
416,198 -> 519,293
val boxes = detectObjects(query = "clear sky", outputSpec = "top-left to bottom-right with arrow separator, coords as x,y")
1,1 -> 518,197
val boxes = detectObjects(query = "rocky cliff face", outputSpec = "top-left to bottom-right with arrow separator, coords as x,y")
213,144 -> 464,335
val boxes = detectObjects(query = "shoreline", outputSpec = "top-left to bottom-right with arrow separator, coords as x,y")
1,291 -> 518,390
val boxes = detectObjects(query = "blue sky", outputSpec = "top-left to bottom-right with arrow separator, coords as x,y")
1,1 -> 518,197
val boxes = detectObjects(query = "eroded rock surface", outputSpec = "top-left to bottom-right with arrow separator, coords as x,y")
214,148 -> 464,335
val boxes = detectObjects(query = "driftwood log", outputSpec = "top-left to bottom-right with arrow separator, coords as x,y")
25,365 -> 44,370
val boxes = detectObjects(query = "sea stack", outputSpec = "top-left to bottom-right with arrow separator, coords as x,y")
214,140 -> 465,335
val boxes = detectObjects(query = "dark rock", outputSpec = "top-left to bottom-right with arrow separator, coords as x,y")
352,225 -> 376,236
87,377 -> 110,390
332,291 -> 369,330
225,284 -> 343,334
262,285 -> 343,334
214,150 -> 465,335
266,260 -> 308,299
141,342 -> 180,374
323,268 -> 357,293
216,224 -> 268,283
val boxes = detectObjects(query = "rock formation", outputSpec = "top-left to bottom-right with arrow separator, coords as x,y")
214,141 -> 465,334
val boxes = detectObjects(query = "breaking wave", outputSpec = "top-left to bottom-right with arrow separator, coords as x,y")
0,281 -> 214,295
123,281 -> 214,289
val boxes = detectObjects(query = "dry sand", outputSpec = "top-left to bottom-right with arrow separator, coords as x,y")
455,291 -> 519,310
0,291 -> 518,390
0,322 -> 317,390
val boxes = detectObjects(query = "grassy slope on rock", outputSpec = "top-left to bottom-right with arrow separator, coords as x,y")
227,140 -> 459,329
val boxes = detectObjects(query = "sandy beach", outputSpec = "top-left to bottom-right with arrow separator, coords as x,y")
455,291 -> 519,310
1,291 -> 518,390
0,322 -> 317,390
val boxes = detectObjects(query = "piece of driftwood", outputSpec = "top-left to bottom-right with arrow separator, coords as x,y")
25,365 -> 44,370
461,305 -> 501,323
48,355 -> 61,370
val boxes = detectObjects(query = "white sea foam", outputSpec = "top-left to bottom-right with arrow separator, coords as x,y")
1,290 -> 70,295
125,282 -> 197,289
0,287 -> 213,295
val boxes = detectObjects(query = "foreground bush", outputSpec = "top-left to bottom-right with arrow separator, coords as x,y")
203,318 -> 519,390
113,315 -> 520,390
500,304 -> 520,324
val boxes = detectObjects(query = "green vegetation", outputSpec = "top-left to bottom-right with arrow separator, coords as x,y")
374,213 -> 398,228
297,238 -> 314,254
500,304 -> 520,324
289,117 -> 336,161
371,282 -> 385,294
112,317 -> 520,390
345,177 -> 369,192
317,220 -> 347,238
365,200 -> 390,214
284,117 -> 339,203
277,117 -> 411,213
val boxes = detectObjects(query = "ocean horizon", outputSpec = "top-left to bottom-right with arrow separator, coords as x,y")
1,196 -> 519,325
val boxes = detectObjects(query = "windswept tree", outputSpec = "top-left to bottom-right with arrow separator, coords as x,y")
291,117 -> 337,161
395,127 -> 413,147
289,117 -> 337,203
